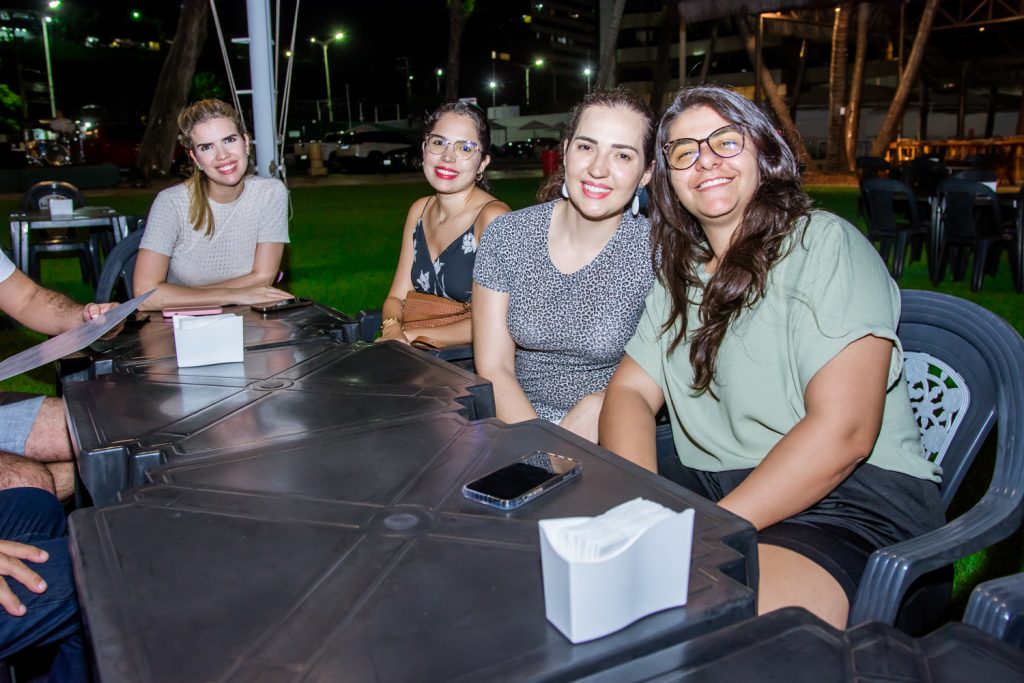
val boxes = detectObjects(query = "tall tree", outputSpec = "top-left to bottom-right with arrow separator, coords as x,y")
135,0 -> 207,179
870,0 -> 939,157
649,1 -> 680,112
445,0 -> 475,102
737,16 -> 818,173
596,0 -> 629,90
843,2 -> 871,171
826,3 -> 852,172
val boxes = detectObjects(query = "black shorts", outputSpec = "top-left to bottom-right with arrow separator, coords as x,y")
658,457 -> 945,602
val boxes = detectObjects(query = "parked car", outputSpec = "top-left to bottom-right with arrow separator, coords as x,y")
327,130 -> 415,171
381,144 -> 423,173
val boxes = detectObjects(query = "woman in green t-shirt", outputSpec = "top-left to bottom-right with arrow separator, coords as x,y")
599,85 -> 944,628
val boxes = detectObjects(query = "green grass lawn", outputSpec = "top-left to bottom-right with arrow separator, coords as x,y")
1,178 -> 1021,614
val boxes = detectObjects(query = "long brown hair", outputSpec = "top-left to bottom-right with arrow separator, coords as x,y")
177,99 -> 251,236
649,85 -> 812,393
536,87 -> 655,203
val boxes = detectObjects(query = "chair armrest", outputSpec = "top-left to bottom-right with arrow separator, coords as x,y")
963,572 -> 1024,647
357,309 -> 383,343
849,491 -> 1024,626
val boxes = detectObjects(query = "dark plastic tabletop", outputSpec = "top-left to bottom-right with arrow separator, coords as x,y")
69,414 -> 757,683
580,606 -> 1024,683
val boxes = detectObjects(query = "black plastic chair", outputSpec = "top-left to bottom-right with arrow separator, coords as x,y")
933,179 -> 1007,291
902,157 -> 947,199
855,156 -> 895,179
860,177 -> 927,280
850,290 -> 1024,628
19,180 -> 102,287
963,572 -> 1024,648
95,229 -> 144,304
951,168 -> 998,184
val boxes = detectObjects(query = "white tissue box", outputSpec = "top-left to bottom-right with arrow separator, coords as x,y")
48,198 -> 73,217
538,507 -> 695,643
172,313 -> 243,367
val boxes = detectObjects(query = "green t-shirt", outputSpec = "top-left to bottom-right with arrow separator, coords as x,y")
625,210 -> 940,482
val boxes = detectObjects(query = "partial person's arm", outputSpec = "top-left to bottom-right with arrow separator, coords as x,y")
717,335 -> 892,530
472,282 -> 538,422
0,539 -> 48,616
133,247 -> 291,311
599,354 -> 665,470
0,269 -> 117,335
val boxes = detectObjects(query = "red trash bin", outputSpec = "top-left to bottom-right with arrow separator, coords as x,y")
541,148 -> 561,176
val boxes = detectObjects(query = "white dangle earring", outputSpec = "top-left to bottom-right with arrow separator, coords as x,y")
561,181 -> 569,199
630,190 -> 641,217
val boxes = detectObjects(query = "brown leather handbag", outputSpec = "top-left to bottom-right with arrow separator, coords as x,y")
402,291 -> 471,330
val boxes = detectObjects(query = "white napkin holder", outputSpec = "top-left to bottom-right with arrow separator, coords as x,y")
538,506 -> 695,643
48,198 -> 73,217
172,313 -> 243,367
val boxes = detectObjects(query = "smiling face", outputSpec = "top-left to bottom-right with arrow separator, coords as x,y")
665,105 -> 759,239
188,116 -> 249,195
563,105 -> 652,223
422,112 -> 490,193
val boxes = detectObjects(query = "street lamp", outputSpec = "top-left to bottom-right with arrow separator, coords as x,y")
310,32 -> 345,122
488,80 -> 497,108
583,67 -> 592,93
41,0 -> 61,118
435,68 -> 443,94
524,58 -> 544,109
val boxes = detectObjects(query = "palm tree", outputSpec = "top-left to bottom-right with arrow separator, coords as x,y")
596,0 -> 629,90
135,0 -> 207,179
826,3 -> 852,172
445,0 -> 475,102
844,2 -> 871,171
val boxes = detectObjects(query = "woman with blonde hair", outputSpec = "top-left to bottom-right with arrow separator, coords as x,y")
135,99 -> 291,310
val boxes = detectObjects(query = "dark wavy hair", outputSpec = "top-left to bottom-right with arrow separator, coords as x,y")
649,85 -> 812,393
537,87 -> 655,202
424,101 -> 493,190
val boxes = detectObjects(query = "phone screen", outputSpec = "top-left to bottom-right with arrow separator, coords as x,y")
463,451 -> 581,510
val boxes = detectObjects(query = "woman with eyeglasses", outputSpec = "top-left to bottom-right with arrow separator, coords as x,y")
600,85 -> 944,627
135,99 -> 292,310
377,102 -> 509,346
472,88 -> 656,443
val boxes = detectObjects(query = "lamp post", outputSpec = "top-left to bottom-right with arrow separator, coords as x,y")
435,68 -> 443,94
311,32 -> 345,122
488,80 -> 497,108
523,58 -> 544,109
41,0 -> 61,118
583,67 -> 592,94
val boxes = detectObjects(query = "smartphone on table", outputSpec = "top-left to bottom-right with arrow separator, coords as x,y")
250,297 -> 313,313
462,451 -> 581,510
162,305 -> 223,318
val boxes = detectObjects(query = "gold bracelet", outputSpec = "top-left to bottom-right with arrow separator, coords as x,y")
380,317 -> 399,333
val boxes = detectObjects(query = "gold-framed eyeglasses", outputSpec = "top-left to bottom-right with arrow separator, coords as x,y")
662,125 -> 745,170
424,134 -> 480,160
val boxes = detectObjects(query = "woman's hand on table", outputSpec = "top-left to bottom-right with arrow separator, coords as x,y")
230,285 -> 292,306
375,323 -> 411,345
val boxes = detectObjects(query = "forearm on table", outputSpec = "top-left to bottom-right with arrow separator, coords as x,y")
717,415 -> 870,530
196,270 -> 275,290
136,283 -> 243,310
599,385 -> 659,472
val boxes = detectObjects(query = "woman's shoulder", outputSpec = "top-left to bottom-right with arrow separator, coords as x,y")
244,174 -> 287,199
487,200 -> 554,233
787,210 -> 874,260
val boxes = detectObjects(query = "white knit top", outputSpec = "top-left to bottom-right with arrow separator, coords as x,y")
141,175 -> 289,287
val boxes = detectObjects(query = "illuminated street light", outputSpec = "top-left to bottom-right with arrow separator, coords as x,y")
583,66 -> 592,93
524,57 -> 544,109
435,68 -> 443,94
488,80 -> 497,108
311,32 -> 346,122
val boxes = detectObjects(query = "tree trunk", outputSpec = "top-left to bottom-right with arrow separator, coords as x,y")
826,3 -> 852,172
596,0 -> 628,90
844,1 -> 870,171
699,22 -> 719,84
737,16 -> 818,173
445,0 -> 473,102
135,0 -> 207,179
650,1 -> 680,112
870,0 -> 939,157
1017,83 -> 1024,136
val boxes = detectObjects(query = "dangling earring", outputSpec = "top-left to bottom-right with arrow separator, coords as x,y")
476,170 -> 484,182
630,190 -> 641,217
561,181 -> 569,199
197,165 -> 204,172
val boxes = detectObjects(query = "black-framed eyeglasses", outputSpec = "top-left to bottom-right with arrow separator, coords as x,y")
424,134 -> 480,160
662,125 -> 745,170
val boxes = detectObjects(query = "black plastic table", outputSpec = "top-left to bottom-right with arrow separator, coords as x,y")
69,414 -> 757,683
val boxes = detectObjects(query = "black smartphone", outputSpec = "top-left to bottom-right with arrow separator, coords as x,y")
250,297 -> 313,313
462,451 -> 581,510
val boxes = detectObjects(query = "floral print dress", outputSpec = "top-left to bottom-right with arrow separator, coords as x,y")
410,201 -> 495,303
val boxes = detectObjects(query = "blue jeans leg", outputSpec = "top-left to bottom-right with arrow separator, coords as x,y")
0,488 -> 87,682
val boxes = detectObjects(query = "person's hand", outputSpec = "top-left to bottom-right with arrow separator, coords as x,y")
560,391 -> 606,443
375,323 -> 411,345
0,540 -> 48,617
83,302 -> 124,340
232,286 -> 293,306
